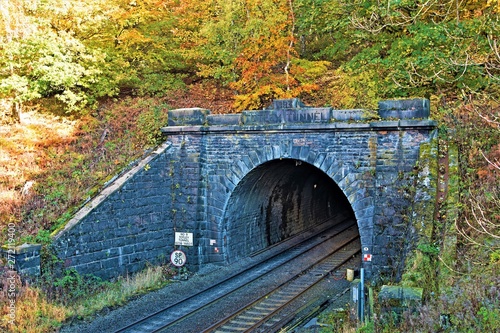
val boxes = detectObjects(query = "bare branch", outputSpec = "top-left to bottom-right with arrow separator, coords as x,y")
473,103 -> 500,126
349,0 -> 438,34
469,198 -> 500,239
456,217 -> 486,247
284,0 -> 295,92
481,151 -> 500,171
488,34 -> 500,63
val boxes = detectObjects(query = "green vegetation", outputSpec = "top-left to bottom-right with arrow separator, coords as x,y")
1,0 -> 499,332
0,262 -> 177,332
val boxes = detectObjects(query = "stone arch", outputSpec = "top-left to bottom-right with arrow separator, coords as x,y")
220,157 -> 361,263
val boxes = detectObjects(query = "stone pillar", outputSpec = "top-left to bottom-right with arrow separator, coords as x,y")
378,98 -> 430,119
1,243 -> 42,277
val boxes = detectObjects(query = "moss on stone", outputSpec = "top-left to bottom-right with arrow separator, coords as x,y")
401,130 -> 439,288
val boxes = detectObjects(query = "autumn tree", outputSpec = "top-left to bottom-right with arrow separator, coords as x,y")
100,0 -> 190,96
1,0 -> 499,114
0,0 -> 117,120
0,0 -> 191,121
194,0 -> 328,110
289,0 -> 500,108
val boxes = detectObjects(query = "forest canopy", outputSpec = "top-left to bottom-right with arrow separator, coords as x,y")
0,0 -> 499,116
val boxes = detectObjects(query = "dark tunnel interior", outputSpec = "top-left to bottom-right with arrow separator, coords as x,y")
222,158 -> 357,263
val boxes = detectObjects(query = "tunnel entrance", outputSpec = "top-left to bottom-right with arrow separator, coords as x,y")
222,159 -> 357,263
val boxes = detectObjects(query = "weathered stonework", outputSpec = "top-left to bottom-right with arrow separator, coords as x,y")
52,143 -> 177,280
52,98 -> 436,283
1,243 -> 42,277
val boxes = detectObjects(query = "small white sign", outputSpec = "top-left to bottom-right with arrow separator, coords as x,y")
175,232 -> 193,246
170,250 -> 187,267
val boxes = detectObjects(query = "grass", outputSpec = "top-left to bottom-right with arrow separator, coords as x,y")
0,110 -> 77,227
2,287 -> 68,333
0,263 -> 177,332
68,264 -> 175,320
316,307 -> 358,333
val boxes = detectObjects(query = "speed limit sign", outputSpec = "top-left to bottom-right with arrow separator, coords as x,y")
170,250 -> 186,267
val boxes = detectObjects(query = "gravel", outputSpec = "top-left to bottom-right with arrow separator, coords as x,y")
60,255 -> 266,333
60,232 -> 361,333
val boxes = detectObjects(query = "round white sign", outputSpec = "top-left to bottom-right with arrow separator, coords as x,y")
170,250 -> 187,267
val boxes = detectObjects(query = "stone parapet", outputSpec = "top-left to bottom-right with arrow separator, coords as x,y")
378,98 -> 430,119
161,119 -> 437,135
164,98 -> 431,128
168,108 -> 210,126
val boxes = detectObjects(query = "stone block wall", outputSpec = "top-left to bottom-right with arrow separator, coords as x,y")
370,130 -> 434,281
196,130 -> 373,265
53,143 -> 178,280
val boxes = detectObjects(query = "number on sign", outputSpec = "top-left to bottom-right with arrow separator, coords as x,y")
174,252 -> 183,265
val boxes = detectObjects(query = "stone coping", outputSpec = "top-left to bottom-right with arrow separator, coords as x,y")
161,119 -> 437,135
378,285 -> 423,301
165,98 -> 431,128
1,243 -> 42,254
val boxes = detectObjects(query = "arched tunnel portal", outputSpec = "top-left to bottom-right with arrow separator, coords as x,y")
47,99 -> 436,282
221,158 -> 359,264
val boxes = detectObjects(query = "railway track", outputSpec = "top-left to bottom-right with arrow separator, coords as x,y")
203,239 -> 360,333
264,286 -> 352,333
113,219 -> 360,333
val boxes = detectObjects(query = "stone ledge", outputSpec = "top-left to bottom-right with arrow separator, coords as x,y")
168,108 -> 210,126
1,243 -> 42,255
207,114 -> 241,125
164,98 -> 430,128
378,98 -> 430,119
161,119 -> 437,135
0,243 -> 42,277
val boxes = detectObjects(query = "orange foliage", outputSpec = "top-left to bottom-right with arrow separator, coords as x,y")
229,0 -> 317,110
478,143 -> 500,181
164,82 -> 234,114
0,111 -> 77,226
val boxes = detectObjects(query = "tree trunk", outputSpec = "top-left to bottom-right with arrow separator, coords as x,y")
12,101 -> 21,123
